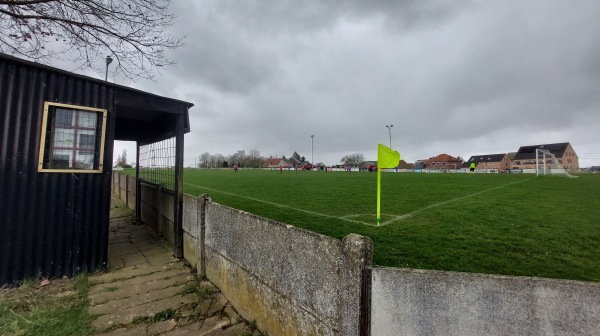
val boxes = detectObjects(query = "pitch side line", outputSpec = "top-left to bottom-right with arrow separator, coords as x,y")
183,182 -> 370,225
378,176 -> 538,226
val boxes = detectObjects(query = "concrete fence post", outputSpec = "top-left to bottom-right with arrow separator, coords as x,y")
125,175 -> 129,207
157,183 -> 164,239
112,172 -> 117,195
339,234 -> 373,336
198,193 -> 211,277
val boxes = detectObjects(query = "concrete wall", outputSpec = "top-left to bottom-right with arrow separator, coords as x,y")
370,268 -> 600,336
119,174 -> 127,203
126,175 -> 136,210
204,202 -> 372,336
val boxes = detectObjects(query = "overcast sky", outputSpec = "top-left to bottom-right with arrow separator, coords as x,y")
109,0 -> 600,167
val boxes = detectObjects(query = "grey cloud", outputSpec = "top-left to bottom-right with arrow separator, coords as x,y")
114,0 -> 600,167
208,0 -> 468,33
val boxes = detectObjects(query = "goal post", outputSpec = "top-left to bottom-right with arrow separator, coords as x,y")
535,148 -> 577,178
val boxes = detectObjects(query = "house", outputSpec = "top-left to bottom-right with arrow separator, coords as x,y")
398,160 -> 414,169
288,156 -> 302,167
511,142 -> 579,171
420,154 -> 463,170
361,159 -> 413,171
0,53 -> 193,285
462,153 -> 511,171
262,157 -> 292,168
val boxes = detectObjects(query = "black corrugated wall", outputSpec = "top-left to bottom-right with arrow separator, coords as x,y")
0,58 -> 114,285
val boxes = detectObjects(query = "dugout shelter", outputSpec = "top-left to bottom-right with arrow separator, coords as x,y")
0,53 -> 193,285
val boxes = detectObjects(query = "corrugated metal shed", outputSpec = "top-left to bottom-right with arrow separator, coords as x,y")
0,53 -> 193,285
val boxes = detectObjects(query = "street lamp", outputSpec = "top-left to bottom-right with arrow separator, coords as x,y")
105,55 -> 113,81
386,125 -> 393,148
311,135 -> 314,166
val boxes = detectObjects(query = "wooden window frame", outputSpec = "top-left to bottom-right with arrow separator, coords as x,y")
38,102 -> 107,173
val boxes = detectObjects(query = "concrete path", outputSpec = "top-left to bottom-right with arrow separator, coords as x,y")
89,197 -> 260,336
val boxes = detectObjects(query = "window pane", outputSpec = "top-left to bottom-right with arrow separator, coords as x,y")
56,109 -> 73,127
79,133 -> 96,147
52,154 -> 70,169
78,111 -> 98,128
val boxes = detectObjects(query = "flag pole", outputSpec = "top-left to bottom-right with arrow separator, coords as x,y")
377,165 -> 382,226
376,143 -> 400,227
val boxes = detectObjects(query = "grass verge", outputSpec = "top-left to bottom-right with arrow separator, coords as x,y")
0,275 -> 94,336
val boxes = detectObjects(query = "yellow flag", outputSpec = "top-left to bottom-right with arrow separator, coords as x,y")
378,144 -> 400,168
377,144 -> 400,226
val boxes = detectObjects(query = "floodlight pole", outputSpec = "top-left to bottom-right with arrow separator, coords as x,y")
105,55 -> 113,81
386,125 -> 393,148
311,135 -> 314,167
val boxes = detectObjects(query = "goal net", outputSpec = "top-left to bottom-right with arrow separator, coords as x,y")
535,149 -> 577,178
431,163 -> 457,172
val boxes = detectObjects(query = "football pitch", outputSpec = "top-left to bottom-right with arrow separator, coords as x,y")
160,169 -> 600,281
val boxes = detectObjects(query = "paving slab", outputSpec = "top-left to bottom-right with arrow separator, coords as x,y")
120,252 -> 148,267
162,315 -> 231,336
108,244 -> 140,256
93,263 -> 181,284
90,270 -> 190,300
205,323 -> 249,336
146,252 -> 175,266
147,319 -> 179,334
108,257 -> 126,271
92,293 -> 197,330
141,246 -> 170,258
94,324 -> 147,336
91,283 -> 193,315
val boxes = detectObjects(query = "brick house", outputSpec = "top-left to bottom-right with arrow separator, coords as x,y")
262,157 -> 292,168
419,153 -> 463,170
398,159 -> 415,169
462,153 -> 511,171
511,142 -> 579,171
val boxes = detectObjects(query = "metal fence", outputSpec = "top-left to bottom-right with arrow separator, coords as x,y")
138,137 -> 176,190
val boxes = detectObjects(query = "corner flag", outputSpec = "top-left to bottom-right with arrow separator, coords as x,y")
377,144 -> 400,226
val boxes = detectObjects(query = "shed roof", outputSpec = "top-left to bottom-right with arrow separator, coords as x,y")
0,53 -> 194,145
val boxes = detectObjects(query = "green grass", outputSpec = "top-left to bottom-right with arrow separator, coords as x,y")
130,168 -> 600,282
132,308 -> 178,325
0,275 -> 94,336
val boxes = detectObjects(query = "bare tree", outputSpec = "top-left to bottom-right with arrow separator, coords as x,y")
247,149 -> 263,168
228,150 -> 246,167
209,153 -> 224,168
340,153 -> 364,166
0,0 -> 185,80
198,152 -> 210,169
114,149 -> 127,167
